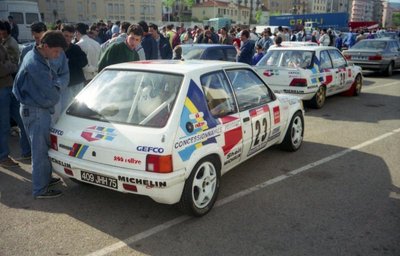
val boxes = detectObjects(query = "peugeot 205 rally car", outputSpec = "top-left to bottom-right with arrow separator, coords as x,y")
49,60 -> 304,216
254,46 -> 363,108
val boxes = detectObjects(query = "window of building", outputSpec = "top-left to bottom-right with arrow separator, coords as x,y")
91,2 -> 96,12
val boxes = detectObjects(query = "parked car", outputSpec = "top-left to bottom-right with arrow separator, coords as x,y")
48,60 -> 304,216
254,46 -> 363,108
180,44 -> 237,62
342,38 -> 400,76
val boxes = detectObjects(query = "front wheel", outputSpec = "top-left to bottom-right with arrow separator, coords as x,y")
280,111 -> 304,152
309,86 -> 326,109
385,62 -> 393,77
178,157 -> 221,217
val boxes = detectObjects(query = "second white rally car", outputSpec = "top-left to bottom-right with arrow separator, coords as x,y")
254,46 -> 363,108
49,60 -> 304,216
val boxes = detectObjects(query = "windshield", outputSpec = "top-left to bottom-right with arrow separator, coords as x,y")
256,50 -> 314,69
181,46 -> 205,60
352,40 -> 387,50
67,70 -> 183,128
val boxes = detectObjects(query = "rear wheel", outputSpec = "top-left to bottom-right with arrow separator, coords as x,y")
385,62 -> 394,77
280,111 -> 304,152
178,157 -> 220,217
309,86 -> 326,109
353,74 -> 362,96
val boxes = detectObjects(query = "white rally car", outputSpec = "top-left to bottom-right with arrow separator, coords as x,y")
254,46 -> 363,108
49,60 -> 304,216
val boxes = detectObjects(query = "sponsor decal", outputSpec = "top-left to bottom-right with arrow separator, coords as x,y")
176,80 -> 220,161
81,126 -> 117,142
114,155 -> 141,165
220,116 -> 243,156
263,70 -> 280,77
249,105 -> 269,117
59,143 -> 73,151
310,55 -> 324,84
69,143 -> 89,159
174,126 -> 222,149
268,127 -> 281,142
50,127 -> 64,136
118,176 -> 167,188
348,68 -> 352,77
273,106 -> 280,124
50,157 -> 71,168
136,146 -> 165,154
224,147 -> 242,165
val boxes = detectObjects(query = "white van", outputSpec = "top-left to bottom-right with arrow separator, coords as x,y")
0,0 -> 42,42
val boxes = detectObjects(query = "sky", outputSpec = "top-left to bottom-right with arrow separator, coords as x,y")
389,0 -> 400,3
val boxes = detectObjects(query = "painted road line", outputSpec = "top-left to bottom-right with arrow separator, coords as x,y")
363,81 -> 399,92
87,128 -> 400,256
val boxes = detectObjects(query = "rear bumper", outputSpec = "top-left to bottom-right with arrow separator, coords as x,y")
49,150 -> 186,204
349,61 -> 389,71
273,90 -> 316,101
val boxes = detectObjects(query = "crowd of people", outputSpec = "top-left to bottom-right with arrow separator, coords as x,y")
1,17 -> 398,199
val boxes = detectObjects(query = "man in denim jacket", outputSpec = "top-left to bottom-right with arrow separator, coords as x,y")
13,31 -> 67,199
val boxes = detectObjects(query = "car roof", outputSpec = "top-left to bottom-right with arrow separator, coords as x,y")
359,38 -> 397,41
268,45 -> 336,51
105,60 -> 248,74
180,44 -> 235,49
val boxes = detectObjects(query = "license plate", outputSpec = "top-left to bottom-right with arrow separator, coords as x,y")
81,170 -> 118,189
352,56 -> 367,60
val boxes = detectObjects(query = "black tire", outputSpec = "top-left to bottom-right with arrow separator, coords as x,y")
178,156 -> 221,217
353,74 -> 362,96
385,62 -> 393,77
280,111 -> 304,152
309,85 -> 326,109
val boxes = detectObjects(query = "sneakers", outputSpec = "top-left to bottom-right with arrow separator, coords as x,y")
34,189 -> 63,199
0,156 -> 19,167
49,177 -> 62,186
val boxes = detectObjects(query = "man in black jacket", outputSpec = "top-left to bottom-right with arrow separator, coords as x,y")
61,24 -> 88,108
149,23 -> 172,60
138,21 -> 158,60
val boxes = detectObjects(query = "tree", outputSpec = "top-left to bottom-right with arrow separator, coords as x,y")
255,9 -> 262,24
52,9 -> 58,22
393,13 -> 400,27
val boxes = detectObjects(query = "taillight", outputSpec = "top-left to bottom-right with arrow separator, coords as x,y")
344,55 -> 351,60
50,134 -> 58,150
64,168 -> 73,176
290,78 -> 308,87
146,155 -> 173,173
123,184 -> 138,192
369,55 -> 382,60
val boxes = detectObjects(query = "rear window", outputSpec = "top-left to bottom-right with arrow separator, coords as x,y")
352,40 -> 387,50
182,46 -> 205,60
256,50 -> 314,69
67,70 -> 183,128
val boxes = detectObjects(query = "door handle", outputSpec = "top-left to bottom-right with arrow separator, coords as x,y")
243,117 -> 250,122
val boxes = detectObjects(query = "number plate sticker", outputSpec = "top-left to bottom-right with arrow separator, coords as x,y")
81,170 -> 118,189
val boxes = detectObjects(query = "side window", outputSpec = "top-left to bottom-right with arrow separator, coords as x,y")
200,71 -> 238,118
328,49 -> 347,68
226,69 -> 273,111
9,12 -> 24,24
226,48 -> 237,62
389,41 -> 399,52
205,48 -> 225,61
319,50 -> 333,69
26,13 -> 40,24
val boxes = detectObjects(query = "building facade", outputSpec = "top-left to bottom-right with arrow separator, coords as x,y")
37,0 -> 162,24
192,1 -> 251,24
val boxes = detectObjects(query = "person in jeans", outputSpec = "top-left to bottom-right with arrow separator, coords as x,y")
0,43 -> 31,167
13,31 -> 67,199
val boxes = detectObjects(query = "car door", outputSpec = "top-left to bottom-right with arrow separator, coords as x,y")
389,41 -> 400,68
225,68 -> 275,161
328,49 -> 351,94
200,71 -> 242,169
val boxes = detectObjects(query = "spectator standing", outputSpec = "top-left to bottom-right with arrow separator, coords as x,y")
311,31 -> 319,44
0,21 -> 20,66
61,25 -> 88,108
0,43 -> 30,167
111,21 -> 121,36
138,21 -> 158,60
335,32 -> 343,51
251,44 -> 264,65
98,24 -> 143,71
219,27 -> 233,45
257,30 -> 273,53
319,29 -> 331,46
201,29 -> 215,44
149,23 -> 172,59
366,31 -> 374,39
8,16 -> 19,42
165,24 -> 176,47
100,21 -> 131,54
235,30 -> 255,65
356,31 -> 366,43
345,29 -> 356,49
89,24 -> 102,44
75,23 -> 101,82
172,26 -> 183,49
173,45 -> 182,60
13,31 -> 68,198
55,20 -> 62,30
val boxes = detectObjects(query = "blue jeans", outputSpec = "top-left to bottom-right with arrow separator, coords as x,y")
20,105 -> 53,196
0,87 -> 31,161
